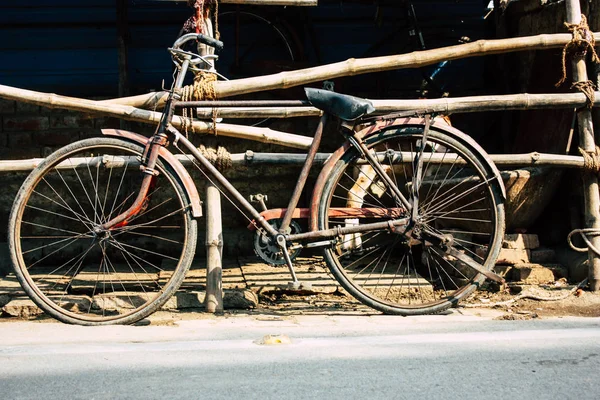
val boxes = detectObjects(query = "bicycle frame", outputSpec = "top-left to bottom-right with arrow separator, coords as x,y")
99,35 -> 503,284
101,113 -> 412,244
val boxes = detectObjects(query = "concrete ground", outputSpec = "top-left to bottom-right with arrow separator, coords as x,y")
1,255 -> 600,323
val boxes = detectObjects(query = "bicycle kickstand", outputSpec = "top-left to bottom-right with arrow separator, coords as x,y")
276,235 -> 313,291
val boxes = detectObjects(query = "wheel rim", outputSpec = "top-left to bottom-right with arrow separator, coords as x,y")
12,141 -> 191,323
322,128 -> 502,312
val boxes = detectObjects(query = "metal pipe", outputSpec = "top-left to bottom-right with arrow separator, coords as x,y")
287,218 -> 410,242
279,114 -> 327,233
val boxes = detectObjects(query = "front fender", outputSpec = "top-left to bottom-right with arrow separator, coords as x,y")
101,129 -> 203,218
309,118 -> 506,231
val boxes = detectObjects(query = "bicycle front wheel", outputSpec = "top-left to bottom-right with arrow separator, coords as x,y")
8,138 -> 197,325
318,125 -> 505,315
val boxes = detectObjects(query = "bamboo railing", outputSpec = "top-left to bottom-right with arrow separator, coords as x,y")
105,32 -> 600,109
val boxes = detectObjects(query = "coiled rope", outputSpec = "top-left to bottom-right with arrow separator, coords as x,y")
571,80 -> 597,109
179,73 -> 230,169
556,14 -> 600,88
180,71 -> 218,136
197,144 -> 232,171
568,228 -> 600,257
578,146 -> 600,174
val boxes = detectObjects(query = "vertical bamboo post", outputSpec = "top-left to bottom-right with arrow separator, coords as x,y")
205,182 -> 224,313
566,1 -> 600,291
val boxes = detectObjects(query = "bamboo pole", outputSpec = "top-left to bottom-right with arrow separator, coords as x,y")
195,106 -> 322,118
194,92 -> 600,119
0,152 -> 586,173
4,82 -> 598,123
205,182 -> 224,313
0,84 -> 312,149
106,32 -> 600,108
565,2 -> 600,291
371,92 -> 600,114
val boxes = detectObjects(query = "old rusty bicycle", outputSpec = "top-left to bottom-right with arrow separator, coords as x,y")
8,33 -> 506,325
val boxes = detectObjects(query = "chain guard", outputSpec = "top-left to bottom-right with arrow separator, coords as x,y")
254,219 -> 302,265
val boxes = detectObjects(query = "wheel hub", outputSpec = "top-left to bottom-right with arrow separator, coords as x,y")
93,226 -> 112,243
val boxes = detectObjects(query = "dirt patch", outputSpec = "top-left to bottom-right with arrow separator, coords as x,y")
461,281 -> 600,318
252,280 -> 600,318
256,289 -> 373,315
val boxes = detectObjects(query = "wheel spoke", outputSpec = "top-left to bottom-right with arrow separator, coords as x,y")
12,139 -> 194,324
320,128 -> 503,315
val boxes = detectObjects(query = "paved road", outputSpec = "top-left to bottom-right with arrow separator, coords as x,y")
1,312 -> 599,399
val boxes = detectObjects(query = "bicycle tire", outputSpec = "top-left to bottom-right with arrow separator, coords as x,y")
318,125 -> 505,315
8,138 -> 197,325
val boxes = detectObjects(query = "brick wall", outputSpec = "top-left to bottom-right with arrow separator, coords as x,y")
0,98 -> 318,275
0,98 -> 124,160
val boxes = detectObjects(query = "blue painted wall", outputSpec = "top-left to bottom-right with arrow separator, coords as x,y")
0,0 -> 491,97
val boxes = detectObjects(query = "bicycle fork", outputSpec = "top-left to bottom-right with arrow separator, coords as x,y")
100,134 -> 166,231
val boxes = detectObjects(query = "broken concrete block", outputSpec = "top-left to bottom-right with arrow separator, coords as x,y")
162,291 -> 206,310
503,234 -> 539,250
1,298 -> 43,318
511,263 -> 567,284
495,248 -> 530,265
224,290 -> 258,310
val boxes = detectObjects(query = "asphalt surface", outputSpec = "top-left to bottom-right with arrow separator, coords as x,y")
1,312 -> 599,399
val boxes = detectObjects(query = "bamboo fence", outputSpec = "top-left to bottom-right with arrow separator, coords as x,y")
0,152 -> 585,173
105,32 -> 600,109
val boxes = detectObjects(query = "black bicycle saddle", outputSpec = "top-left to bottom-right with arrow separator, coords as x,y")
305,88 -> 376,121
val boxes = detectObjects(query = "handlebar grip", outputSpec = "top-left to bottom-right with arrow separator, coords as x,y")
197,34 -> 224,52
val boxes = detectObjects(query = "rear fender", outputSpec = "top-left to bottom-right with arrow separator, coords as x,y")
101,129 -> 203,218
308,118 -> 505,231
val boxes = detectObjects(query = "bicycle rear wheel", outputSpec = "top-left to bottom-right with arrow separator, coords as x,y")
318,124 -> 505,315
8,138 -> 197,325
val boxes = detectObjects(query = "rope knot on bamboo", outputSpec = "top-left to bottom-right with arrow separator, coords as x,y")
578,146 -> 600,174
198,144 -> 232,171
180,71 -> 219,136
571,80 -> 596,108
556,14 -> 600,87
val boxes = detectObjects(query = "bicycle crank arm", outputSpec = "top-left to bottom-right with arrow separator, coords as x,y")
445,247 -> 505,284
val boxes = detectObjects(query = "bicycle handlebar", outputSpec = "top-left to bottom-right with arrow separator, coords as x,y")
173,33 -> 224,52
